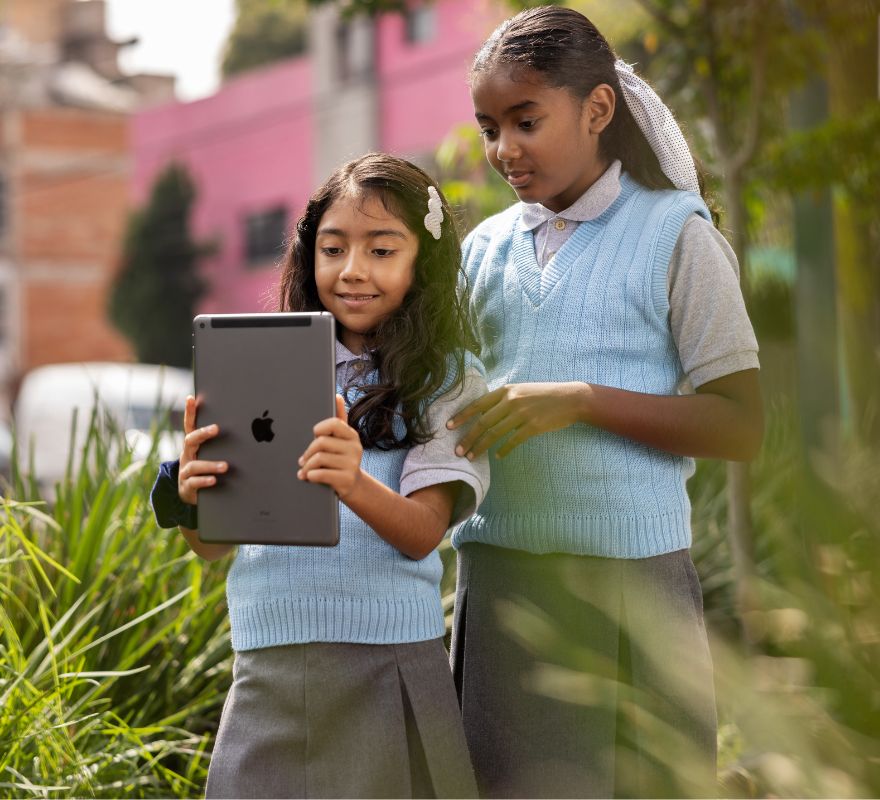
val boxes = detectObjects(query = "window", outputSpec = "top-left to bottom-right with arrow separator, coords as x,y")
335,18 -> 374,82
404,6 -> 436,45
244,206 -> 288,266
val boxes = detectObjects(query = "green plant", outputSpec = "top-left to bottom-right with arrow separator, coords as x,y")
1,412 -> 231,797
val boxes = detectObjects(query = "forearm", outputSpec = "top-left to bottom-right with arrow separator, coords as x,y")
179,525 -> 235,562
577,376 -> 763,461
341,472 -> 449,560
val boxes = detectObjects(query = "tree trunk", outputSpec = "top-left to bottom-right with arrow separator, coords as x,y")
825,5 -> 880,446
722,170 -> 759,647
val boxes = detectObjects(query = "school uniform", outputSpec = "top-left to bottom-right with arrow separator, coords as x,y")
152,341 -> 489,799
451,162 -> 759,798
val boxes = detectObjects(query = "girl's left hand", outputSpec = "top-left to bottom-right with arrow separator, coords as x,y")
298,394 -> 364,499
447,382 -> 586,459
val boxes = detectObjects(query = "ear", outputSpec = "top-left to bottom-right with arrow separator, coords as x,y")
586,84 -> 615,134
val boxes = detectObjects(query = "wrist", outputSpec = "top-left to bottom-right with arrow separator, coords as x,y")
338,467 -> 366,503
572,381 -> 595,425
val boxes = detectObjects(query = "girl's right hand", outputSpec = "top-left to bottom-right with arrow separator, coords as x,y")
178,394 -> 228,506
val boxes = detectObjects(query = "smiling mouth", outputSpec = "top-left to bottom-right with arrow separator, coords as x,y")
337,293 -> 379,305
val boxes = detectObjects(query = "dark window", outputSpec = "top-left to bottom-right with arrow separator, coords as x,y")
336,19 -> 373,82
336,20 -> 352,82
244,206 -> 287,266
404,6 -> 436,44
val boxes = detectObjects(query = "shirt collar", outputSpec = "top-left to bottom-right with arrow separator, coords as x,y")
335,339 -> 373,367
519,160 -> 622,231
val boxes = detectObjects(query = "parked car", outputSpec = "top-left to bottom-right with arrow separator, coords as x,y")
13,362 -> 191,489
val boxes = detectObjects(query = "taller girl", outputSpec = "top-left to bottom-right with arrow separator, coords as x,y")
447,7 -> 762,798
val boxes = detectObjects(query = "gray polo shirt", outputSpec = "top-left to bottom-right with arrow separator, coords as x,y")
520,160 -> 760,390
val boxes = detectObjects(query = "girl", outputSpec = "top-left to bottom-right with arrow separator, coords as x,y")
446,7 -> 762,799
151,154 -> 488,799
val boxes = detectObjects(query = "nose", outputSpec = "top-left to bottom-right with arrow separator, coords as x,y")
339,252 -> 368,281
496,129 -> 521,163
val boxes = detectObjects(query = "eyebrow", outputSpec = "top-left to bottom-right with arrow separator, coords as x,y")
317,227 -> 409,240
475,100 -> 538,121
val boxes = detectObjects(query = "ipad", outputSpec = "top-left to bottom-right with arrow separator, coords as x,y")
193,312 -> 339,546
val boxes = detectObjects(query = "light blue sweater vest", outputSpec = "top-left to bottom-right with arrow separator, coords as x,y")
226,377 -> 445,651
451,173 -> 711,558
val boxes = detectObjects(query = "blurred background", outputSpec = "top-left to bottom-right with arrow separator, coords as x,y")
0,0 -> 878,797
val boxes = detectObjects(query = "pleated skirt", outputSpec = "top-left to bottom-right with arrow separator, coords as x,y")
451,543 -> 717,799
206,638 -> 477,799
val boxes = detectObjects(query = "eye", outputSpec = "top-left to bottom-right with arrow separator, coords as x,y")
519,119 -> 537,131
320,246 -> 344,257
373,248 -> 395,258
479,127 -> 498,141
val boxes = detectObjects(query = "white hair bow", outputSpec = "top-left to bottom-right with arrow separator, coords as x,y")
614,59 -> 700,193
424,185 -> 443,240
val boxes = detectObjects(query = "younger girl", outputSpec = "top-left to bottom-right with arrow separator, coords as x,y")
446,7 -> 762,799
151,153 -> 487,799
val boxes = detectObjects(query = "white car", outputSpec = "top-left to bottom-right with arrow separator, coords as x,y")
13,362 -> 191,489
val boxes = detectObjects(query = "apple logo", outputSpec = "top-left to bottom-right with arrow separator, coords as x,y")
251,410 -> 275,443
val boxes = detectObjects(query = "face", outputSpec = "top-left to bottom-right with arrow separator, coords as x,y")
315,193 -> 418,354
471,66 -> 612,213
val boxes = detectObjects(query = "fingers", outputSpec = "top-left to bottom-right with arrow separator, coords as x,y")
298,433 -> 358,467
182,423 -> 220,461
312,414 -> 359,439
183,395 -> 197,435
297,451 -> 356,480
457,412 -> 521,459
446,388 -> 503,430
178,458 -> 227,504
495,426 -> 537,459
179,459 -> 228,480
335,394 -> 347,421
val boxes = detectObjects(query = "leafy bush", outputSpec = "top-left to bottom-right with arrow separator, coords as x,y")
1,413 -> 231,797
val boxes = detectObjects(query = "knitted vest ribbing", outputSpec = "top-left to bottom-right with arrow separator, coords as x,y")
226,381 -> 444,651
452,174 -> 711,558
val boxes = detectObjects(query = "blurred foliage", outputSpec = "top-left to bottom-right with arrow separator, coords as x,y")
109,164 -> 208,369
499,404 -> 880,797
1,411 -> 230,796
222,0 -> 309,79
2,390 -> 877,797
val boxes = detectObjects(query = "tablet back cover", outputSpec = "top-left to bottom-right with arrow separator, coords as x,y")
193,312 -> 339,546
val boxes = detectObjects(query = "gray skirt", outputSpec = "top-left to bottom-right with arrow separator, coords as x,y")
451,543 -> 717,799
206,638 -> 477,799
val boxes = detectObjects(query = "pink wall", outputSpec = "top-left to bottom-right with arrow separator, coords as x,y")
131,58 -> 313,314
377,0 -> 502,156
130,1 -> 504,316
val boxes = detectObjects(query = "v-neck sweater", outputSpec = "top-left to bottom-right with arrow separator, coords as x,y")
452,173 -> 711,558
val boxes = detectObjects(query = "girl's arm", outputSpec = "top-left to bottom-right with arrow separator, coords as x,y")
447,368 -> 763,462
298,395 -> 460,560
176,395 -> 235,562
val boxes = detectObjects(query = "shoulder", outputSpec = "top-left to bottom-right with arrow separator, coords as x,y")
623,176 -> 710,227
677,214 -> 739,277
432,351 -> 487,403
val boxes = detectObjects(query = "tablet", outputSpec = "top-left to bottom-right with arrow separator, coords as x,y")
193,312 -> 339,546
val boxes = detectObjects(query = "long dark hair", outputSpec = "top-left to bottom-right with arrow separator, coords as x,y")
471,6 -> 716,212
278,153 -> 476,450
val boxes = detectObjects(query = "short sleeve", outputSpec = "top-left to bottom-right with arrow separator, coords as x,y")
668,215 -> 760,390
399,365 -> 490,527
